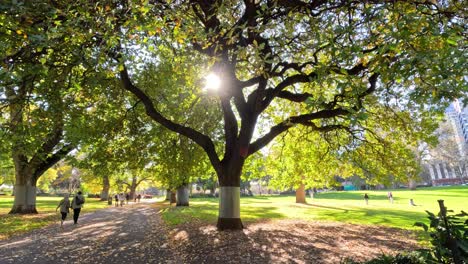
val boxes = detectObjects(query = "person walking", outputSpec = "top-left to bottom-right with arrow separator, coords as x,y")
125,193 -> 130,204
137,194 -> 141,203
56,194 -> 71,227
387,192 -> 394,204
364,193 -> 369,205
119,193 -> 125,207
114,194 -> 119,207
71,191 -> 85,225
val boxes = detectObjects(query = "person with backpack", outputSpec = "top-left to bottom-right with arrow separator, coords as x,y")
71,191 -> 85,225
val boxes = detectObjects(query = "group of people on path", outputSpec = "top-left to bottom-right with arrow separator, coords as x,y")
56,191 -> 85,227
113,193 -> 141,207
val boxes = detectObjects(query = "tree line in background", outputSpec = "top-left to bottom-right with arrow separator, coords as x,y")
1,1 -> 466,230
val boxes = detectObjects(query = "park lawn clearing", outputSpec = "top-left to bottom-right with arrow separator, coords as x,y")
160,186 -> 468,230
158,186 -> 467,262
0,196 -> 110,240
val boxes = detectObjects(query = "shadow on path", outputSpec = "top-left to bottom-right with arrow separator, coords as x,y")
169,219 -> 420,264
0,202 -> 179,264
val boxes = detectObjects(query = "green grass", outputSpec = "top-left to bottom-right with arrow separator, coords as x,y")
0,196 -> 110,239
160,186 -> 468,231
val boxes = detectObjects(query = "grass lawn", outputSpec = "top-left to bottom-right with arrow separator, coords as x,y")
160,185 -> 468,231
0,196 -> 110,240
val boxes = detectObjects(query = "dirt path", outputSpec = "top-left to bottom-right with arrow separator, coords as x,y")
169,219 -> 421,264
0,201 -> 179,264
0,202 -> 421,264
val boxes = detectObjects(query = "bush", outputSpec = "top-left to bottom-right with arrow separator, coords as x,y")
414,200 -> 468,264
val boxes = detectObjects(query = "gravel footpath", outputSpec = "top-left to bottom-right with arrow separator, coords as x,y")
0,201 -> 179,264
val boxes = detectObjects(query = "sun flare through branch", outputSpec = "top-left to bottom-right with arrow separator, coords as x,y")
204,73 -> 221,91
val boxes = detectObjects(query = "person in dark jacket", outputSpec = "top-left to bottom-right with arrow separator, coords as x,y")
71,191 -> 85,225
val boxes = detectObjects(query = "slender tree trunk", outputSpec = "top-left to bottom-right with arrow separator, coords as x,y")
409,179 -> 417,190
170,191 -> 177,204
296,183 -> 306,204
176,184 -> 189,206
129,176 -> 137,201
100,174 -> 110,201
165,189 -> 171,201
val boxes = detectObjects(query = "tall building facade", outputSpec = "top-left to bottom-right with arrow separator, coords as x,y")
426,100 -> 468,185
445,99 -> 468,156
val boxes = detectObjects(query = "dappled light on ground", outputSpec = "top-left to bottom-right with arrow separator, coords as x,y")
0,203 -> 179,263
169,219 -> 419,264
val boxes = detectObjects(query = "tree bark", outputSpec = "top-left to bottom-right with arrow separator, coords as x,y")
176,184 -> 189,206
296,183 -> 306,203
129,176 -> 137,201
170,191 -> 177,204
216,157 -> 245,230
165,189 -> 171,201
9,169 -> 38,214
100,174 -> 110,201
408,179 -> 417,190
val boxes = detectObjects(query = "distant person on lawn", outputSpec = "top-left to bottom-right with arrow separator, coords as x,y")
387,192 -> 394,204
71,191 -> 85,225
137,194 -> 141,203
56,194 -> 71,227
364,193 -> 369,205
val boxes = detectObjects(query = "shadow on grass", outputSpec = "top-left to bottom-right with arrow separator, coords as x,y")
301,203 -> 357,213
315,208 -> 428,229
158,199 -> 286,226
313,192 -> 391,201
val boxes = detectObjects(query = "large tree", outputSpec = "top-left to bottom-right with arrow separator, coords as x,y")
0,1 -> 124,213
107,0 -> 466,230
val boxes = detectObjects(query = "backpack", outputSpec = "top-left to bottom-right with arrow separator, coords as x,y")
76,196 -> 84,205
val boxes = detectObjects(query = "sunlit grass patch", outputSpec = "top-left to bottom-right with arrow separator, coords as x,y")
159,186 -> 468,232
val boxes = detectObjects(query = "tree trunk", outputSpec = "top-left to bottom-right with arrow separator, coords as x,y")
408,179 -> 417,190
129,176 -> 137,201
170,191 -> 177,204
217,185 -> 243,230
9,174 -> 38,214
165,189 -> 171,201
100,174 -> 110,201
296,183 -> 306,203
176,184 -> 189,206
216,158 -> 244,230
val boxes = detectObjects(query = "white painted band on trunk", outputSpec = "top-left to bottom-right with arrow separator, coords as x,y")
219,187 -> 240,218
13,185 -> 36,206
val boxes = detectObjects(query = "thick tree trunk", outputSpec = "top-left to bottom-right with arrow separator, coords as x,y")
9,151 -> 39,214
170,191 -> 177,204
10,176 -> 38,214
216,158 -> 244,230
296,183 -> 306,204
100,174 -> 110,201
217,186 -> 243,230
176,184 -> 189,206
